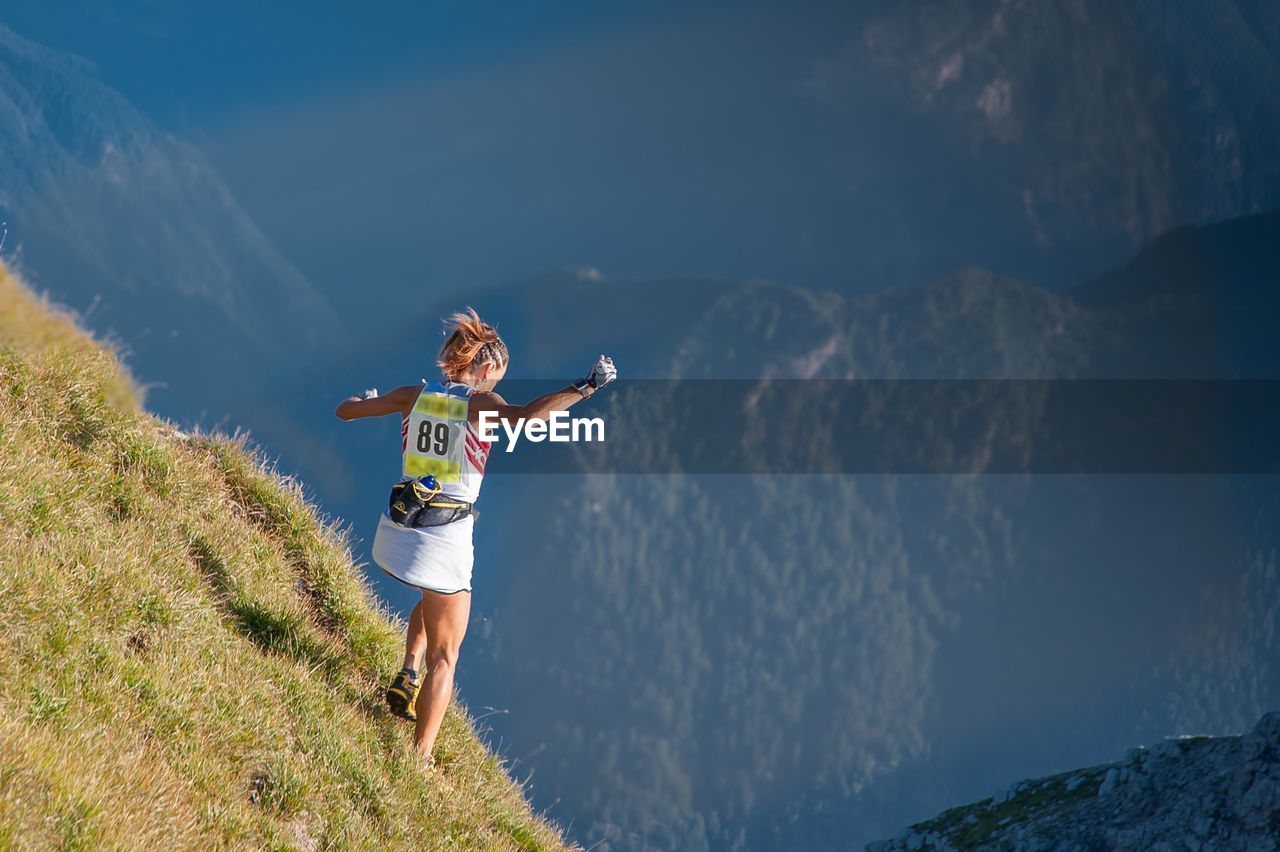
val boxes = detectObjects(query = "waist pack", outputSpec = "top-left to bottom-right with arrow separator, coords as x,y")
388,476 -> 475,528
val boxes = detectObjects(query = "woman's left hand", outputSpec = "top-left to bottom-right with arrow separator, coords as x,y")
584,355 -> 618,392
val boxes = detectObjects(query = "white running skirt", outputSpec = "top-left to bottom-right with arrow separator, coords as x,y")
371,512 -> 475,595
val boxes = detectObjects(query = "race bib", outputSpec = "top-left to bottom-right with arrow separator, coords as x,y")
402,383 -> 470,482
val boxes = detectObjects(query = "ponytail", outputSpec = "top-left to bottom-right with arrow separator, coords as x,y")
437,307 -> 508,379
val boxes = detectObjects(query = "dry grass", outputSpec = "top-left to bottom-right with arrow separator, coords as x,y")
0,263 -> 569,850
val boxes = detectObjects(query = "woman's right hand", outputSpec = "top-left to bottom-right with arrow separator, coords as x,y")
335,384 -> 421,421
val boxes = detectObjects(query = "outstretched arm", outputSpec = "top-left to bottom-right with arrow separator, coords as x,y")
469,386 -> 590,427
335,384 -> 420,421
468,356 -> 617,427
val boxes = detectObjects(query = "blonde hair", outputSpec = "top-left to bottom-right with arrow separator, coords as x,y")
437,308 -> 508,379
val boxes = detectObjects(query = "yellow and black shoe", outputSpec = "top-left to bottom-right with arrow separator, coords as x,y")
386,669 -> 420,722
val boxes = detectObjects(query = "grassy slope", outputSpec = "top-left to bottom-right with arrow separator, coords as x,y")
0,262 -> 568,850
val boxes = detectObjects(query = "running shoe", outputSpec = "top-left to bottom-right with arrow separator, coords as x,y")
386,669 -> 420,721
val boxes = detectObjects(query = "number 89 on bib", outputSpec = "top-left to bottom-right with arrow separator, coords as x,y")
403,385 -> 469,482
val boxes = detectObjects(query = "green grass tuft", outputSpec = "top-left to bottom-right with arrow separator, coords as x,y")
909,767 -> 1107,846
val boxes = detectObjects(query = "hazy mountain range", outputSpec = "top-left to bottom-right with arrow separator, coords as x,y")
461,213 -> 1279,849
231,208 -> 1279,849
193,0 -> 1280,318
0,22 -> 343,421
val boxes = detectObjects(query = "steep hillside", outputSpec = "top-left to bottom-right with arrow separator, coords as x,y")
0,262 -> 565,849
872,711 -> 1280,850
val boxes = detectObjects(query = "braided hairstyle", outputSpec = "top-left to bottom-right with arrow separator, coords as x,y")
437,308 -> 509,381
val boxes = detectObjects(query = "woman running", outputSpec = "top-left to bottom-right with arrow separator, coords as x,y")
334,309 -> 616,765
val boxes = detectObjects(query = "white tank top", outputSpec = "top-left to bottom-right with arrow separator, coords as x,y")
399,380 -> 490,503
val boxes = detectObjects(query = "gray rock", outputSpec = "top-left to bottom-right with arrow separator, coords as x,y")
1253,712 -> 1280,741
1099,767 -> 1122,797
870,711 -> 1280,852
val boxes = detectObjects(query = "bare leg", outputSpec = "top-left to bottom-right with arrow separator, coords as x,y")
401,598 -> 428,672
412,590 -> 471,762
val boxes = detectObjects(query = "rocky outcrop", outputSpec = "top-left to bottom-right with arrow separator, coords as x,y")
872,712 -> 1280,851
